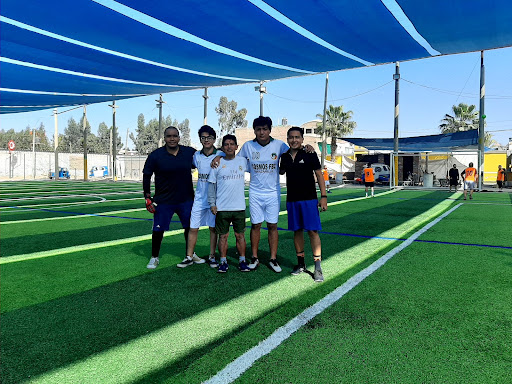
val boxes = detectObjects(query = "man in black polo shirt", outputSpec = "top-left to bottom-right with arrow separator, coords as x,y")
448,164 -> 460,192
279,127 -> 328,282
143,126 -> 204,269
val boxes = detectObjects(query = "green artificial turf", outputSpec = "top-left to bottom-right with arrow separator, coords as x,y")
1,182 -> 510,384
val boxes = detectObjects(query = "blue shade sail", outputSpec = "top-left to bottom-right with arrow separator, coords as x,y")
1,0 -> 512,114
345,130 -> 480,152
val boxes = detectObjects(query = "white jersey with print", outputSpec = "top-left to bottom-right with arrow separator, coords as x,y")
238,138 -> 288,195
193,149 -> 223,209
208,156 -> 249,211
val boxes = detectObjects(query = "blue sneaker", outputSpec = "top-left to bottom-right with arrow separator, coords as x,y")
217,262 -> 228,273
239,260 -> 250,272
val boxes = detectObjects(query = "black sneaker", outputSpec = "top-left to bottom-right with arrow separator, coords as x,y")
208,257 -> 219,268
313,269 -> 324,282
217,262 -> 228,273
291,265 -> 305,275
177,256 -> 194,268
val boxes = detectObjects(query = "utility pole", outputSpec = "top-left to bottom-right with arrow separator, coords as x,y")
83,105 -> 88,181
203,87 -> 208,125
156,94 -> 165,147
32,124 -> 36,179
108,100 -> 117,181
321,72 -> 329,168
53,108 -> 59,180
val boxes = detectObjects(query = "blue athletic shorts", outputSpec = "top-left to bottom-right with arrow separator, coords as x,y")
153,200 -> 193,231
286,199 -> 321,231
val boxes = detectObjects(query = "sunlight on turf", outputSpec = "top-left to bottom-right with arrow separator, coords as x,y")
26,194 -> 458,384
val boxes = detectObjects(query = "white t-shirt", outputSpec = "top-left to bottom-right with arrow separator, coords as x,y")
208,156 -> 249,211
193,149 -> 224,209
238,138 -> 288,195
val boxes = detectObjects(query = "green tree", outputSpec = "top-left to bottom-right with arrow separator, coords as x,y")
0,123 -> 52,151
215,96 -> 248,147
439,103 -> 494,147
315,105 -> 356,163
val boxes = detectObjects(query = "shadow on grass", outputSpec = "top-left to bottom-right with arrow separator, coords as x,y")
0,190 -> 451,383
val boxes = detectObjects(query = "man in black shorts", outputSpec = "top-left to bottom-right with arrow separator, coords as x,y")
143,126 -> 203,269
280,127 -> 327,282
448,164 -> 460,192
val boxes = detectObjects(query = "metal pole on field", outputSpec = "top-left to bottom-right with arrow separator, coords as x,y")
83,105 -> 88,180
156,94 -> 165,147
393,62 -> 400,187
255,81 -> 266,116
478,51 -> 485,190
203,87 -> 208,125
109,127 -> 113,177
32,127 -> 36,179
53,108 -> 59,181
109,100 -> 117,181
321,72 -> 329,168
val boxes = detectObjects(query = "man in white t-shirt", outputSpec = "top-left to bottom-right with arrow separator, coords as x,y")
178,125 -> 224,268
208,135 -> 250,273
238,116 -> 289,273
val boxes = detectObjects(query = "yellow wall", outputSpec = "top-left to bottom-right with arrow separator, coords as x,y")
484,153 -> 507,183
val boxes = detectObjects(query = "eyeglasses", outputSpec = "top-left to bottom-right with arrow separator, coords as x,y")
200,135 -> 215,142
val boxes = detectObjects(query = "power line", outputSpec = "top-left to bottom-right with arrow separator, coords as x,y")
402,78 -> 512,99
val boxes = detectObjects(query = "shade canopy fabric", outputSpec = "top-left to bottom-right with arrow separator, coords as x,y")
1,0 -> 512,113
345,130 -> 480,152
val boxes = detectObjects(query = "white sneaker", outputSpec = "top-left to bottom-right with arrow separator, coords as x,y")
147,257 -> 159,269
269,259 -> 282,273
191,252 -> 205,264
248,257 -> 260,270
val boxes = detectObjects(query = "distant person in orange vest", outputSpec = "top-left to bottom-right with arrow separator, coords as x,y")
363,163 -> 375,197
322,166 -> 331,193
448,164 -> 460,192
496,165 -> 505,192
461,162 -> 478,200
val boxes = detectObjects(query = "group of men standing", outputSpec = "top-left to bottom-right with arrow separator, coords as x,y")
143,116 -> 327,282
448,162 -> 506,198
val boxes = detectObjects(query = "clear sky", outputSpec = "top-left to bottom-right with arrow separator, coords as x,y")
1,47 -> 511,149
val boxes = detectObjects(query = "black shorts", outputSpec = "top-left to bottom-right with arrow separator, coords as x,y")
449,178 -> 458,186
364,182 -> 374,187
497,180 -> 503,188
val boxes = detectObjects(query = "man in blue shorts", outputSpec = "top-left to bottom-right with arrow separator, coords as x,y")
280,127 -> 327,282
143,126 -> 203,269
207,135 -> 250,273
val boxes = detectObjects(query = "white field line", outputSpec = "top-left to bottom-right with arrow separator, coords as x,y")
0,190 -> 397,264
204,203 -> 463,384
0,190 -> 141,201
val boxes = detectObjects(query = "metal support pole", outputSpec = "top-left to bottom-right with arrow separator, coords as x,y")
478,51 -> 485,190
109,100 -> 118,181
255,81 -> 266,116
109,127 -> 113,177
156,94 -> 165,147
83,105 -> 88,180
32,126 -> 36,179
321,72 -> 329,168
393,62 -> 400,187
203,87 -> 208,125
53,108 -> 59,181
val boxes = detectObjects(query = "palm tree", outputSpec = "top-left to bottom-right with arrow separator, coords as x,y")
315,105 -> 356,163
439,103 -> 495,146
439,103 -> 479,133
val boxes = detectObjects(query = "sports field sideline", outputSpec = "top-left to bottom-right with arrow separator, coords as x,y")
1,180 -> 511,384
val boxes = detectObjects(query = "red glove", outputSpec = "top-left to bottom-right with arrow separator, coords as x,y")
145,197 -> 157,214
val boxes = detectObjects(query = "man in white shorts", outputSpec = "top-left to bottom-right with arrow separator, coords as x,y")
237,116 -> 289,273
178,125 -> 223,268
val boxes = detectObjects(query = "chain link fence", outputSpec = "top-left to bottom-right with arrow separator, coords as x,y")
0,150 -> 148,181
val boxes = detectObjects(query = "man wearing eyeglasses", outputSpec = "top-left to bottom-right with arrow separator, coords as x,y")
182,125 -> 224,268
143,126 -> 198,269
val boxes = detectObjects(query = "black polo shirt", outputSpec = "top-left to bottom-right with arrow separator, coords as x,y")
143,145 -> 196,204
280,148 -> 321,202
448,167 -> 459,180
